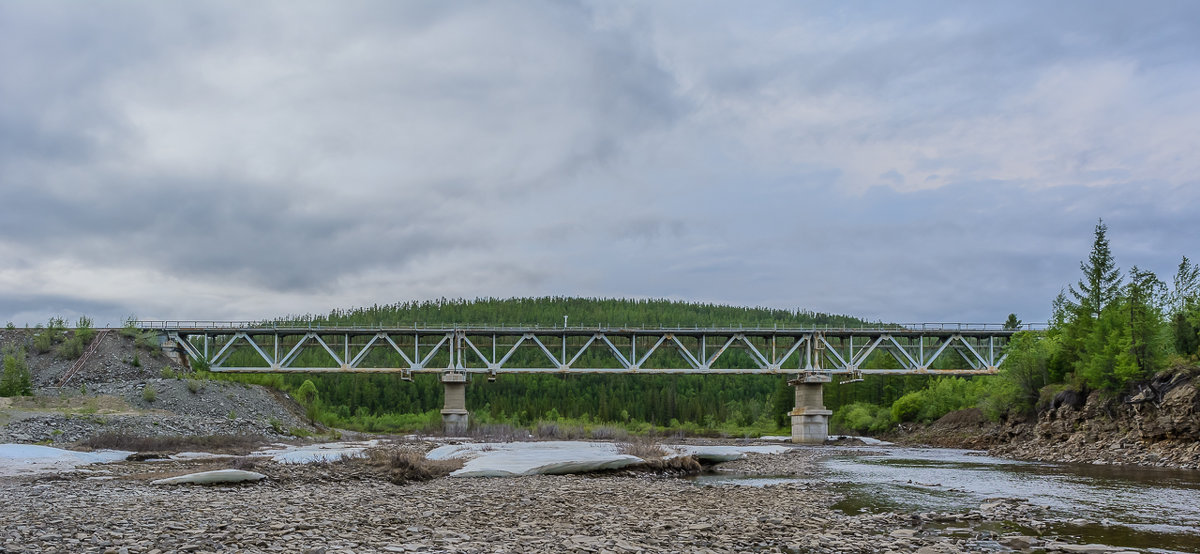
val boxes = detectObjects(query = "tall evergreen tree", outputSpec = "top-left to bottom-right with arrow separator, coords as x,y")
1068,219 -> 1122,319
1169,256 -> 1200,357
1125,267 -> 1168,376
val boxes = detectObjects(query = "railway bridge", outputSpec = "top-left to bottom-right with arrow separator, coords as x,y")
138,321 -> 1027,443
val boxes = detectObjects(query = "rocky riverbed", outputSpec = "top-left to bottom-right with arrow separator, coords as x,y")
0,443 -> 1150,554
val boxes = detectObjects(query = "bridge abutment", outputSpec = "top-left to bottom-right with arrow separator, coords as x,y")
441,372 -> 469,434
789,373 -> 832,444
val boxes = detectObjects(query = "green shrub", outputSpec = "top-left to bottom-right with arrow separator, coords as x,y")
131,353 -> 140,367
833,402 -> 895,434
1,348 -> 33,397
57,337 -> 84,359
76,315 -> 95,345
121,315 -> 140,338
186,379 -> 202,393
891,393 -> 923,422
4,322 -> 14,330
32,331 -> 54,354
142,384 -> 156,403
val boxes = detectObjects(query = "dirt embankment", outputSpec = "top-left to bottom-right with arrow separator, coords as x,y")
895,368 -> 1200,470
0,329 -> 318,445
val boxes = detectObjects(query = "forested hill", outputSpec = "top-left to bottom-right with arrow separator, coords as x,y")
273,297 -> 868,329
225,297 -> 898,435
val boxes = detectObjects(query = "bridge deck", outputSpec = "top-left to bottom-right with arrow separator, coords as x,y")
143,321 -> 1028,376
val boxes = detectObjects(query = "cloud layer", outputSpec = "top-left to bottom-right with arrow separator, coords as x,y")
2,1 -> 1198,326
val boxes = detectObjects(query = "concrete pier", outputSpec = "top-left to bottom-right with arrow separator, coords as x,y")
789,373 -> 832,444
441,372 -> 469,434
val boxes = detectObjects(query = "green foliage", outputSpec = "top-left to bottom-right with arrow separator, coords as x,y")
187,379 -> 203,394
1170,256 -> 1200,359
1173,311 -> 1200,359
833,402 -> 895,433
294,379 -> 321,423
891,393 -> 922,422
1170,256 -> 1199,315
1125,267 -> 1169,375
997,332 -> 1058,414
4,322 -> 14,330
76,315 -> 95,345
889,377 -> 990,423
46,317 -> 67,334
1,348 -> 33,397
131,353 -> 140,367
32,330 -> 55,355
295,379 -> 319,405
121,315 -> 140,338
142,384 -> 157,403
56,337 -> 84,359
1004,313 -> 1022,330
1068,219 -> 1122,320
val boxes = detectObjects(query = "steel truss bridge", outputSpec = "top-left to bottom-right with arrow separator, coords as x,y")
140,322 -> 1026,378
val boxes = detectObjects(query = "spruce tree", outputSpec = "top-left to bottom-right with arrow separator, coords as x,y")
1069,219 -> 1122,318
1125,267 -> 1168,376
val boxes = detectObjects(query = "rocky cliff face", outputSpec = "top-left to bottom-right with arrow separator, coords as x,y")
990,369 -> 1200,469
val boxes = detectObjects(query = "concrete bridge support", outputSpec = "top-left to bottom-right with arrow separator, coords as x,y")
790,373 -> 832,444
441,372 -> 469,434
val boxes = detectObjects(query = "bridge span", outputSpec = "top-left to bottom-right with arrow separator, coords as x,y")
140,321 -> 1028,444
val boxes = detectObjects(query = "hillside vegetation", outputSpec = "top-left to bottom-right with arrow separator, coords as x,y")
834,219 -> 1200,435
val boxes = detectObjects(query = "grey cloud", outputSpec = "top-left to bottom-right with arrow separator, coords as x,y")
3,2 -> 1199,326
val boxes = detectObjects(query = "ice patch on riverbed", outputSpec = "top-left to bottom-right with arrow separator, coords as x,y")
426,441 -> 793,477
427,441 -> 641,477
828,435 -> 894,446
254,440 -> 381,463
670,444 -> 790,462
0,443 -> 132,476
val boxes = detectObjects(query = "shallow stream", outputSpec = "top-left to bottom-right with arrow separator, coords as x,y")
696,446 -> 1200,553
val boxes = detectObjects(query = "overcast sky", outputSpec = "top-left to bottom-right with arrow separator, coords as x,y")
2,1 -> 1198,327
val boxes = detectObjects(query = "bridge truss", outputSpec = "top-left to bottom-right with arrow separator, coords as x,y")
142,322 -> 1023,378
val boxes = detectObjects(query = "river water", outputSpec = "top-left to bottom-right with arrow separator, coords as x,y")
695,446 -> 1200,553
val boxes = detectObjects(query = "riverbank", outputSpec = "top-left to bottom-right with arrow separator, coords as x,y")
2,442 -> 1150,554
889,369 -> 1200,470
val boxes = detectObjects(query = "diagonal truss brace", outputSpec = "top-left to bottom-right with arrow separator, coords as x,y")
172,327 -> 1014,375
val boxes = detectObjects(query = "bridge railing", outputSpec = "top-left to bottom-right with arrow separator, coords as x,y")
135,320 -> 1046,332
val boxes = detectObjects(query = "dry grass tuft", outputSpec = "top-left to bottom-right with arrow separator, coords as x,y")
363,448 -> 463,484
618,437 -> 669,460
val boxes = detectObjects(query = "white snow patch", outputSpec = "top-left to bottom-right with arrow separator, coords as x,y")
427,441 -> 642,477
0,443 -> 132,476
151,469 -> 266,485
254,440 -> 381,464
